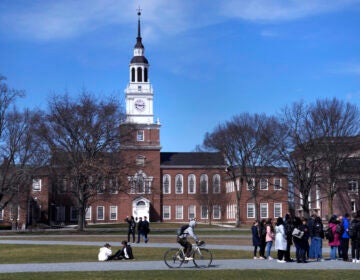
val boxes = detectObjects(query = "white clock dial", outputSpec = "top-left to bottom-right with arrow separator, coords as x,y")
134,99 -> 145,111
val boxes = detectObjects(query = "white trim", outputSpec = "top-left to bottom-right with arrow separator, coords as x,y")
110,206 -> 118,220
97,206 -> 105,220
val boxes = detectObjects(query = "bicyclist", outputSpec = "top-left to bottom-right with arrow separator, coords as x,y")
177,218 -> 203,260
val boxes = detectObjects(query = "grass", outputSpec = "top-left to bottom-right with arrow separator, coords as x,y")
0,244 -> 249,264
0,270 -> 358,280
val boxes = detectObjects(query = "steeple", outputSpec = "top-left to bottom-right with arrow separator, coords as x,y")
131,7 -> 148,64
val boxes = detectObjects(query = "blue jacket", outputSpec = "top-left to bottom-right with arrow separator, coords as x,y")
342,217 -> 350,239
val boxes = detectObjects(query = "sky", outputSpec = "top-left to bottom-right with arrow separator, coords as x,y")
1,0 -> 360,152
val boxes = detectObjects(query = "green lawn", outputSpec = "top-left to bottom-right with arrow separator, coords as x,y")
0,270 -> 357,280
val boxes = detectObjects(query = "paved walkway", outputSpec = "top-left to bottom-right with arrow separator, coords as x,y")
0,238 -> 359,273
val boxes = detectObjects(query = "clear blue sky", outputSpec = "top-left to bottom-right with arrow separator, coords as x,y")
1,1 -> 360,152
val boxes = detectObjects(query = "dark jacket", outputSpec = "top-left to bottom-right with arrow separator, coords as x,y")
251,225 -> 261,246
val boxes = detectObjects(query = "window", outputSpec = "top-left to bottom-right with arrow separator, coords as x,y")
110,206 -> 117,220
260,203 -> 268,218
274,203 -> 282,218
70,207 -> 78,222
85,206 -> 92,221
0,209 -> 3,220
138,85 -> 142,91
247,203 -> 255,218
131,67 -> 135,82
188,205 -> 196,220
351,200 -> 356,213
246,178 -> 255,190
201,205 -> 208,219
260,178 -> 268,190
109,178 -> 118,194
136,155 -> 145,166
175,205 -> 183,219
144,68 -> 148,82
274,178 -> 282,190
97,181 -> 105,194
188,174 -> 196,194
175,174 -> 183,194
32,179 -> 41,191
163,174 -> 171,194
137,66 -> 142,82
10,205 -> 20,221
213,205 -> 221,219
200,174 -> 208,194
56,206 -> 65,222
137,130 -> 144,141
348,180 -> 358,192
97,206 -> 105,220
213,174 -> 221,194
163,205 -> 171,220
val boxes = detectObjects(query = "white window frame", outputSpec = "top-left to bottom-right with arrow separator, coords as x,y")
188,174 -> 196,194
109,178 -> 119,194
163,174 -> 171,194
201,205 -> 208,219
175,205 -> 183,220
213,205 -> 221,219
175,174 -> 183,194
247,203 -> 255,219
32,179 -> 42,191
85,206 -> 92,221
351,199 -> 356,213
110,206 -> 118,220
260,203 -> 268,219
163,205 -> 171,220
188,205 -> 196,220
137,130 -> 144,141
212,174 -> 221,194
0,209 -> 3,220
274,178 -> 282,190
260,178 -> 268,190
348,180 -> 358,192
200,174 -> 208,194
246,178 -> 255,191
274,203 -> 282,218
97,206 -> 105,220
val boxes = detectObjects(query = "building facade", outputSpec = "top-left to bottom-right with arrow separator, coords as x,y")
0,11 -> 289,229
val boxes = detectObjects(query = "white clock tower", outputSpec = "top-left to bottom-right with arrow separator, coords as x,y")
125,9 -> 157,125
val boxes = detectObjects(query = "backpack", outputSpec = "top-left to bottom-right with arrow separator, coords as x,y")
176,225 -> 189,236
336,222 -> 344,235
349,221 -> 356,239
325,226 -> 334,242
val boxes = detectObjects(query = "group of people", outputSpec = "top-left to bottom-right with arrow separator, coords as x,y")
98,241 -> 134,261
251,210 -> 360,263
125,215 -> 150,244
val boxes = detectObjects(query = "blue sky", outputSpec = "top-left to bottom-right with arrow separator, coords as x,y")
1,0 -> 360,152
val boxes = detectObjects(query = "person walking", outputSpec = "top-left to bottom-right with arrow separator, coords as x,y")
265,218 -> 275,260
251,221 -> 261,259
136,217 -> 144,243
142,216 -> 150,243
275,217 -> 287,263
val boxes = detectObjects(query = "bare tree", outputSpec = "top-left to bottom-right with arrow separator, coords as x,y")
203,113 -> 279,226
39,92 -> 129,231
309,98 -> 360,215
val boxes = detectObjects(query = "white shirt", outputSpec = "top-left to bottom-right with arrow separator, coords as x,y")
98,247 -> 112,261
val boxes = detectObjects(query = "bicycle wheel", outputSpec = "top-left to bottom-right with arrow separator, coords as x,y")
164,248 -> 184,268
193,247 -> 213,268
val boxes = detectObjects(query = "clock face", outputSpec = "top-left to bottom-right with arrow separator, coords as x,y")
134,99 -> 145,112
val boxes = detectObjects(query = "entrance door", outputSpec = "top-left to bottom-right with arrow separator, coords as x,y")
132,197 -> 150,222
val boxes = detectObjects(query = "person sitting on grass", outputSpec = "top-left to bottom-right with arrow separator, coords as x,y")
98,243 -> 112,261
108,240 -> 134,260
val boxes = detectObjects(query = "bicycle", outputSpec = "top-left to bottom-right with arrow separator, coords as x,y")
163,241 -> 213,268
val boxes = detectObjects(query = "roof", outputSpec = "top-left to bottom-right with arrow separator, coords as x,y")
160,152 -> 225,168
130,56 -> 148,64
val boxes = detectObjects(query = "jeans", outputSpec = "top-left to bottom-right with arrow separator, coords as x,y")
330,246 -> 338,260
266,241 -> 273,258
312,237 -> 322,259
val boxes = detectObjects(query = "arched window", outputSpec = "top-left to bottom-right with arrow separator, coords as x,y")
163,174 -> 171,194
144,68 -> 148,82
212,174 -> 221,194
137,67 -> 142,82
200,174 -> 208,194
175,174 -> 183,194
188,174 -> 196,194
131,67 -> 135,82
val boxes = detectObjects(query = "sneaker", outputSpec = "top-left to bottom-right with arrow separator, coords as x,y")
184,257 -> 193,261
253,257 -> 258,260
356,260 -> 360,264
268,256 -> 273,260
259,256 -> 265,260
277,260 -> 286,263
352,259 -> 356,263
